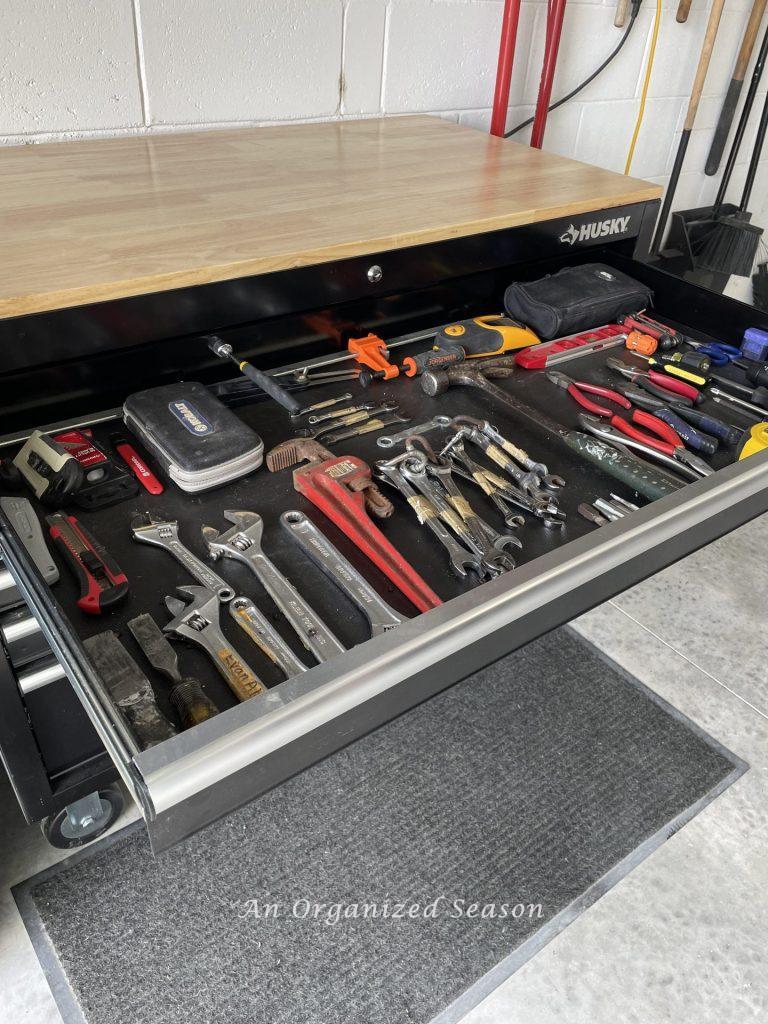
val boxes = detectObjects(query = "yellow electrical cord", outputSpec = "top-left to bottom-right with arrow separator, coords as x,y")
625,0 -> 662,174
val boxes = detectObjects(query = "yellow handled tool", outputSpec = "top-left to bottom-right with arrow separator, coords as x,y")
738,421 -> 768,459
434,315 -> 539,358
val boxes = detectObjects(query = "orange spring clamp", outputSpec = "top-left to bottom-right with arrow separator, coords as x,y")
347,334 -> 400,381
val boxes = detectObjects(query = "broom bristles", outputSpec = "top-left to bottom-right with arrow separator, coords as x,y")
695,216 -> 763,277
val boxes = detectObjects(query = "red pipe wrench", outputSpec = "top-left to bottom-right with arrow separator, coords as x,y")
292,455 -> 442,614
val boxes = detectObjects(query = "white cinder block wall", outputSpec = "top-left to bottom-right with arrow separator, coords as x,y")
2,0 -> 767,297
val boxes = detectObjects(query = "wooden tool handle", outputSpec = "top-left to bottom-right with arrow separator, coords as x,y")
683,0 -> 728,130
614,0 -> 631,27
677,0 -> 693,23
734,0 -> 768,79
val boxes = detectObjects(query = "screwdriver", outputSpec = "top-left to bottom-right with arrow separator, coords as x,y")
631,352 -> 708,388
734,359 -> 768,388
707,375 -> 768,410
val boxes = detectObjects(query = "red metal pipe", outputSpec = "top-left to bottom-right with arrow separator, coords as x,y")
530,0 -> 567,148
490,0 -> 523,137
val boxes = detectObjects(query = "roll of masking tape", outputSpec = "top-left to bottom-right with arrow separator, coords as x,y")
737,422 -> 768,460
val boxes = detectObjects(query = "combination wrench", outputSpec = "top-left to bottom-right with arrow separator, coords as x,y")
164,586 -> 265,701
399,451 -> 516,576
228,596 -> 309,679
202,510 -> 346,662
376,415 -> 452,450
131,514 -> 235,602
280,510 -> 405,635
374,456 -> 483,579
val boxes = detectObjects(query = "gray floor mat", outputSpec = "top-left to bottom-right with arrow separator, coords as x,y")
14,627 -> 745,1024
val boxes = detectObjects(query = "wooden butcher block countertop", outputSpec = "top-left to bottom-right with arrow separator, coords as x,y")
0,116 -> 660,319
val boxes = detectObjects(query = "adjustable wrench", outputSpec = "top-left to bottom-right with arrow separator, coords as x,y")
280,510 -> 405,635
228,596 -> 308,678
131,514 -> 234,602
202,510 -> 345,662
376,415 -> 453,450
164,586 -> 265,701
374,456 -> 483,579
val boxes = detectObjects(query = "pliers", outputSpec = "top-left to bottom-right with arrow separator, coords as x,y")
576,415 -> 713,479
547,370 -> 689,453
605,357 -> 702,405
613,385 -> 720,455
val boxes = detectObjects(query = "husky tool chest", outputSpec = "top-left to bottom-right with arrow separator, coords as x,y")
1,116 -> 768,853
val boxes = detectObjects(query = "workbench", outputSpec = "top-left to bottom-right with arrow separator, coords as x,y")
0,116 -> 766,852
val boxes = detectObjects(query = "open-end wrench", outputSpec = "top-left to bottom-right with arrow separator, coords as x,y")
280,510 -> 406,634
376,415 -> 453,450
441,433 -> 565,527
164,586 -> 265,701
131,514 -> 235,602
374,455 -> 483,579
307,401 -> 395,425
291,393 -> 353,418
228,596 -> 309,678
451,416 -> 563,489
202,511 -> 345,662
296,408 -> 384,440
321,412 -> 411,446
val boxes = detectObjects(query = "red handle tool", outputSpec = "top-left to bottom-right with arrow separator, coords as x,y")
292,456 -> 442,614
550,374 -> 685,452
46,513 -> 129,614
111,435 -> 164,494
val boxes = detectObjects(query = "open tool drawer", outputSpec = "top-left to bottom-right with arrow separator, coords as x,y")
2,201 -> 768,853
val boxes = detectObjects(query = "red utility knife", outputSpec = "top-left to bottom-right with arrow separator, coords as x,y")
46,513 -> 129,614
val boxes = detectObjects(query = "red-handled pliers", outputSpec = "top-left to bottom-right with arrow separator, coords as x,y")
546,370 -> 684,453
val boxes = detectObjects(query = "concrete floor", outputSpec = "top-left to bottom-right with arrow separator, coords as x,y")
1,515 -> 766,1023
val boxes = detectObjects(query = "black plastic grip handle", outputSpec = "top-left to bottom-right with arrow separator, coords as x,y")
654,407 -> 718,455
239,361 -> 302,415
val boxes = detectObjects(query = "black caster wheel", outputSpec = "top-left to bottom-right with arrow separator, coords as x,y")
40,785 -> 124,849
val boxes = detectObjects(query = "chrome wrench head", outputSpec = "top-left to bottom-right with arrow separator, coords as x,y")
202,510 -> 264,565
163,585 -> 220,639
376,415 -> 452,450
132,513 -> 235,602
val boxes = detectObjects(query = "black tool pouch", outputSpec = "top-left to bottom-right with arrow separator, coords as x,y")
503,264 -> 653,340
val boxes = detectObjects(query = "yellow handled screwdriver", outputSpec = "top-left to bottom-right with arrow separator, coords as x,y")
631,351 -> 708,388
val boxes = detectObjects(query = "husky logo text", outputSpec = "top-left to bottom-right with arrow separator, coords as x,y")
559,216 -> 631,246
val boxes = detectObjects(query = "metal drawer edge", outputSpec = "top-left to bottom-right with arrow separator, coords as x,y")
0,515 -> 148,816
133,451 -> 768,851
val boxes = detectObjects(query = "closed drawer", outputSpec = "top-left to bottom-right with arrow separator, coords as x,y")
2,233 -> 767,851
